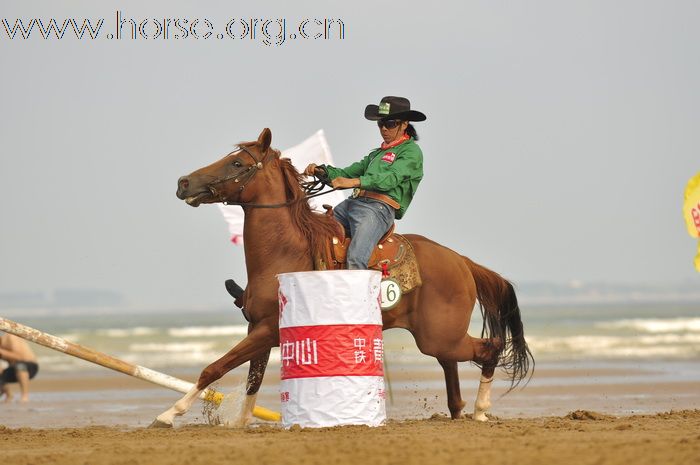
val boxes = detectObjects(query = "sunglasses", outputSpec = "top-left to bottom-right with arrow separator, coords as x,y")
377,119 -> 402,129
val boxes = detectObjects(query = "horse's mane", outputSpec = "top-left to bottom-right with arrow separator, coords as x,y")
270,148 -> 342,263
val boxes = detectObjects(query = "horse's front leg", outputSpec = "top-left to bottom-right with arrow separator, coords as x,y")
150,322 -> 275,428
225,348 -> 271,427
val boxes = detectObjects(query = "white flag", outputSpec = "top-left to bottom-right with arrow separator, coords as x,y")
217,129 -> 346,245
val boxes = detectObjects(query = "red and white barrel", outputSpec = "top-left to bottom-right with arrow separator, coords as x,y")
277,270 -> 386,428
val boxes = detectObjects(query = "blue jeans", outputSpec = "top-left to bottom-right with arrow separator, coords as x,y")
333,197 -> 395,269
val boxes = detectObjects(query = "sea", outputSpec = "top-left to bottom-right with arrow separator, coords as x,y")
2,301 -> 698,375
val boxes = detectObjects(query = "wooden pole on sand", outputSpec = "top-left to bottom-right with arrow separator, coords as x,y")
0,316 -> 281,422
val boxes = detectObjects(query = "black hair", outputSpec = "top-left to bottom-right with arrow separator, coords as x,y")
406,123 -> 419,141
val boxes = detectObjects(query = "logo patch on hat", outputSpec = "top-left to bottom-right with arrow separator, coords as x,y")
378,102 -> 390,115
381,152 -> 396,163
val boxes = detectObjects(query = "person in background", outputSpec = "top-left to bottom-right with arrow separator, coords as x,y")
0,331 -> 39,403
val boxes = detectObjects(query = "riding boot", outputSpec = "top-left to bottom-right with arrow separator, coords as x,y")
225,279 -> 244,304
224,279 -> 250,322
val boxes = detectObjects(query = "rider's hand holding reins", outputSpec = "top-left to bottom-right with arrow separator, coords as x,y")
303,164 -> 356,189
304,163 -> 318,176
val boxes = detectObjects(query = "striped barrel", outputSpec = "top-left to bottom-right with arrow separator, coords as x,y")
277,270 -> 386,428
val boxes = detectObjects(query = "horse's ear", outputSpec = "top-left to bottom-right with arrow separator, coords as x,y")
257,128 -> 272,152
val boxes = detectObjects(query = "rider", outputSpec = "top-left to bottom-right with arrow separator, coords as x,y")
304,96 -> 426,269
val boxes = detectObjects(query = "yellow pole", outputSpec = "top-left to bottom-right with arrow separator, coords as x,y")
0,317 -> 281,422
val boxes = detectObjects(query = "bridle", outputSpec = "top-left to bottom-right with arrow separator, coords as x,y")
205,145 -> 268,204
204,145 -> 338,209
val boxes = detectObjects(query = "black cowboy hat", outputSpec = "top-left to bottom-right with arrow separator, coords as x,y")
364,96 -> 427,122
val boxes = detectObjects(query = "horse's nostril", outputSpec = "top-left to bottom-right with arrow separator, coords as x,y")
178,177 -> 189,190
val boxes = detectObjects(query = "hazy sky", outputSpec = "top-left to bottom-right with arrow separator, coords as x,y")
1,1 -> 698,308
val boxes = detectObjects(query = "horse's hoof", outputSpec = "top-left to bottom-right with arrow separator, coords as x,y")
473,412 -> 489,422
148,419 -> 173,429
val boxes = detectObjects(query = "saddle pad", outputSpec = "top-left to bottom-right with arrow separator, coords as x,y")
377,235 -> 422,294
315,233 -> 422,295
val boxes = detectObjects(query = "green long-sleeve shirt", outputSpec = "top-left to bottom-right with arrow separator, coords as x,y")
324,138 -> 423,219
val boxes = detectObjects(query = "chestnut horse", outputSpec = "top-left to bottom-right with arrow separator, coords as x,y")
153,128 -> 532,427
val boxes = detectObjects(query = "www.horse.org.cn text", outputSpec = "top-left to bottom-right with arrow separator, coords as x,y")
1,11 -> 346,46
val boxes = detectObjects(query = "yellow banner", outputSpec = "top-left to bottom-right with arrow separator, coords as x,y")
683,172 -> 700,271
683,172 -> 700,238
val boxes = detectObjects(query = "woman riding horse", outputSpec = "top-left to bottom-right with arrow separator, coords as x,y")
158,120 -> 532,428
304,96 -> 426,270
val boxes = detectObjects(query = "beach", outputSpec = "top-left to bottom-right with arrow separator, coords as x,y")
2,360 -> 700,465
1,303 -> 699,463
2,396 -> 700,465
3,0 -> 699,462
2,360 -> 700,429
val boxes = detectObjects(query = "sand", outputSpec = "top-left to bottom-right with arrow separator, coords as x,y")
2,410 -> 699,465
2,362 -> 700,464
10,363 -> 700,427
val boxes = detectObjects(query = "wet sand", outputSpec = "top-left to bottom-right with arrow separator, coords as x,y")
2,361 -> 700,428
2,362 -> 700,464
2,410 -> 699,465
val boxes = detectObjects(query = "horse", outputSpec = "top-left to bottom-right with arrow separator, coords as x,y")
152,128 -> 533,427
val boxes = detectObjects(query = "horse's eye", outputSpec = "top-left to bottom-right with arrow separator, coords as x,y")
233,161 -> 242,168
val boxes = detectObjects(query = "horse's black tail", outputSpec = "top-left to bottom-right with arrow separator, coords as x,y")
464,257 -> 534,391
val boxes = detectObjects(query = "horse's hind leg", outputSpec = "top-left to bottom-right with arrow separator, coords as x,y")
467,338 -> 499,422
438,359 -> 465,419
473,364 -> 496,422
429,334 -> 500,422
470,337 -> 501,421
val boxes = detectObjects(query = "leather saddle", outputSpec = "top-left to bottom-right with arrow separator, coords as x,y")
320,204 -> 408,272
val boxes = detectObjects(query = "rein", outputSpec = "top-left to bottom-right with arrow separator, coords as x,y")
206,145 -> 339,209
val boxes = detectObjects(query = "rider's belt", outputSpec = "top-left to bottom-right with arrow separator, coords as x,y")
352,189 -> 400,210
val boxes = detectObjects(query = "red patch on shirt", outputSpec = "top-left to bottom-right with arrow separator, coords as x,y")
381,152 -> 396,163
